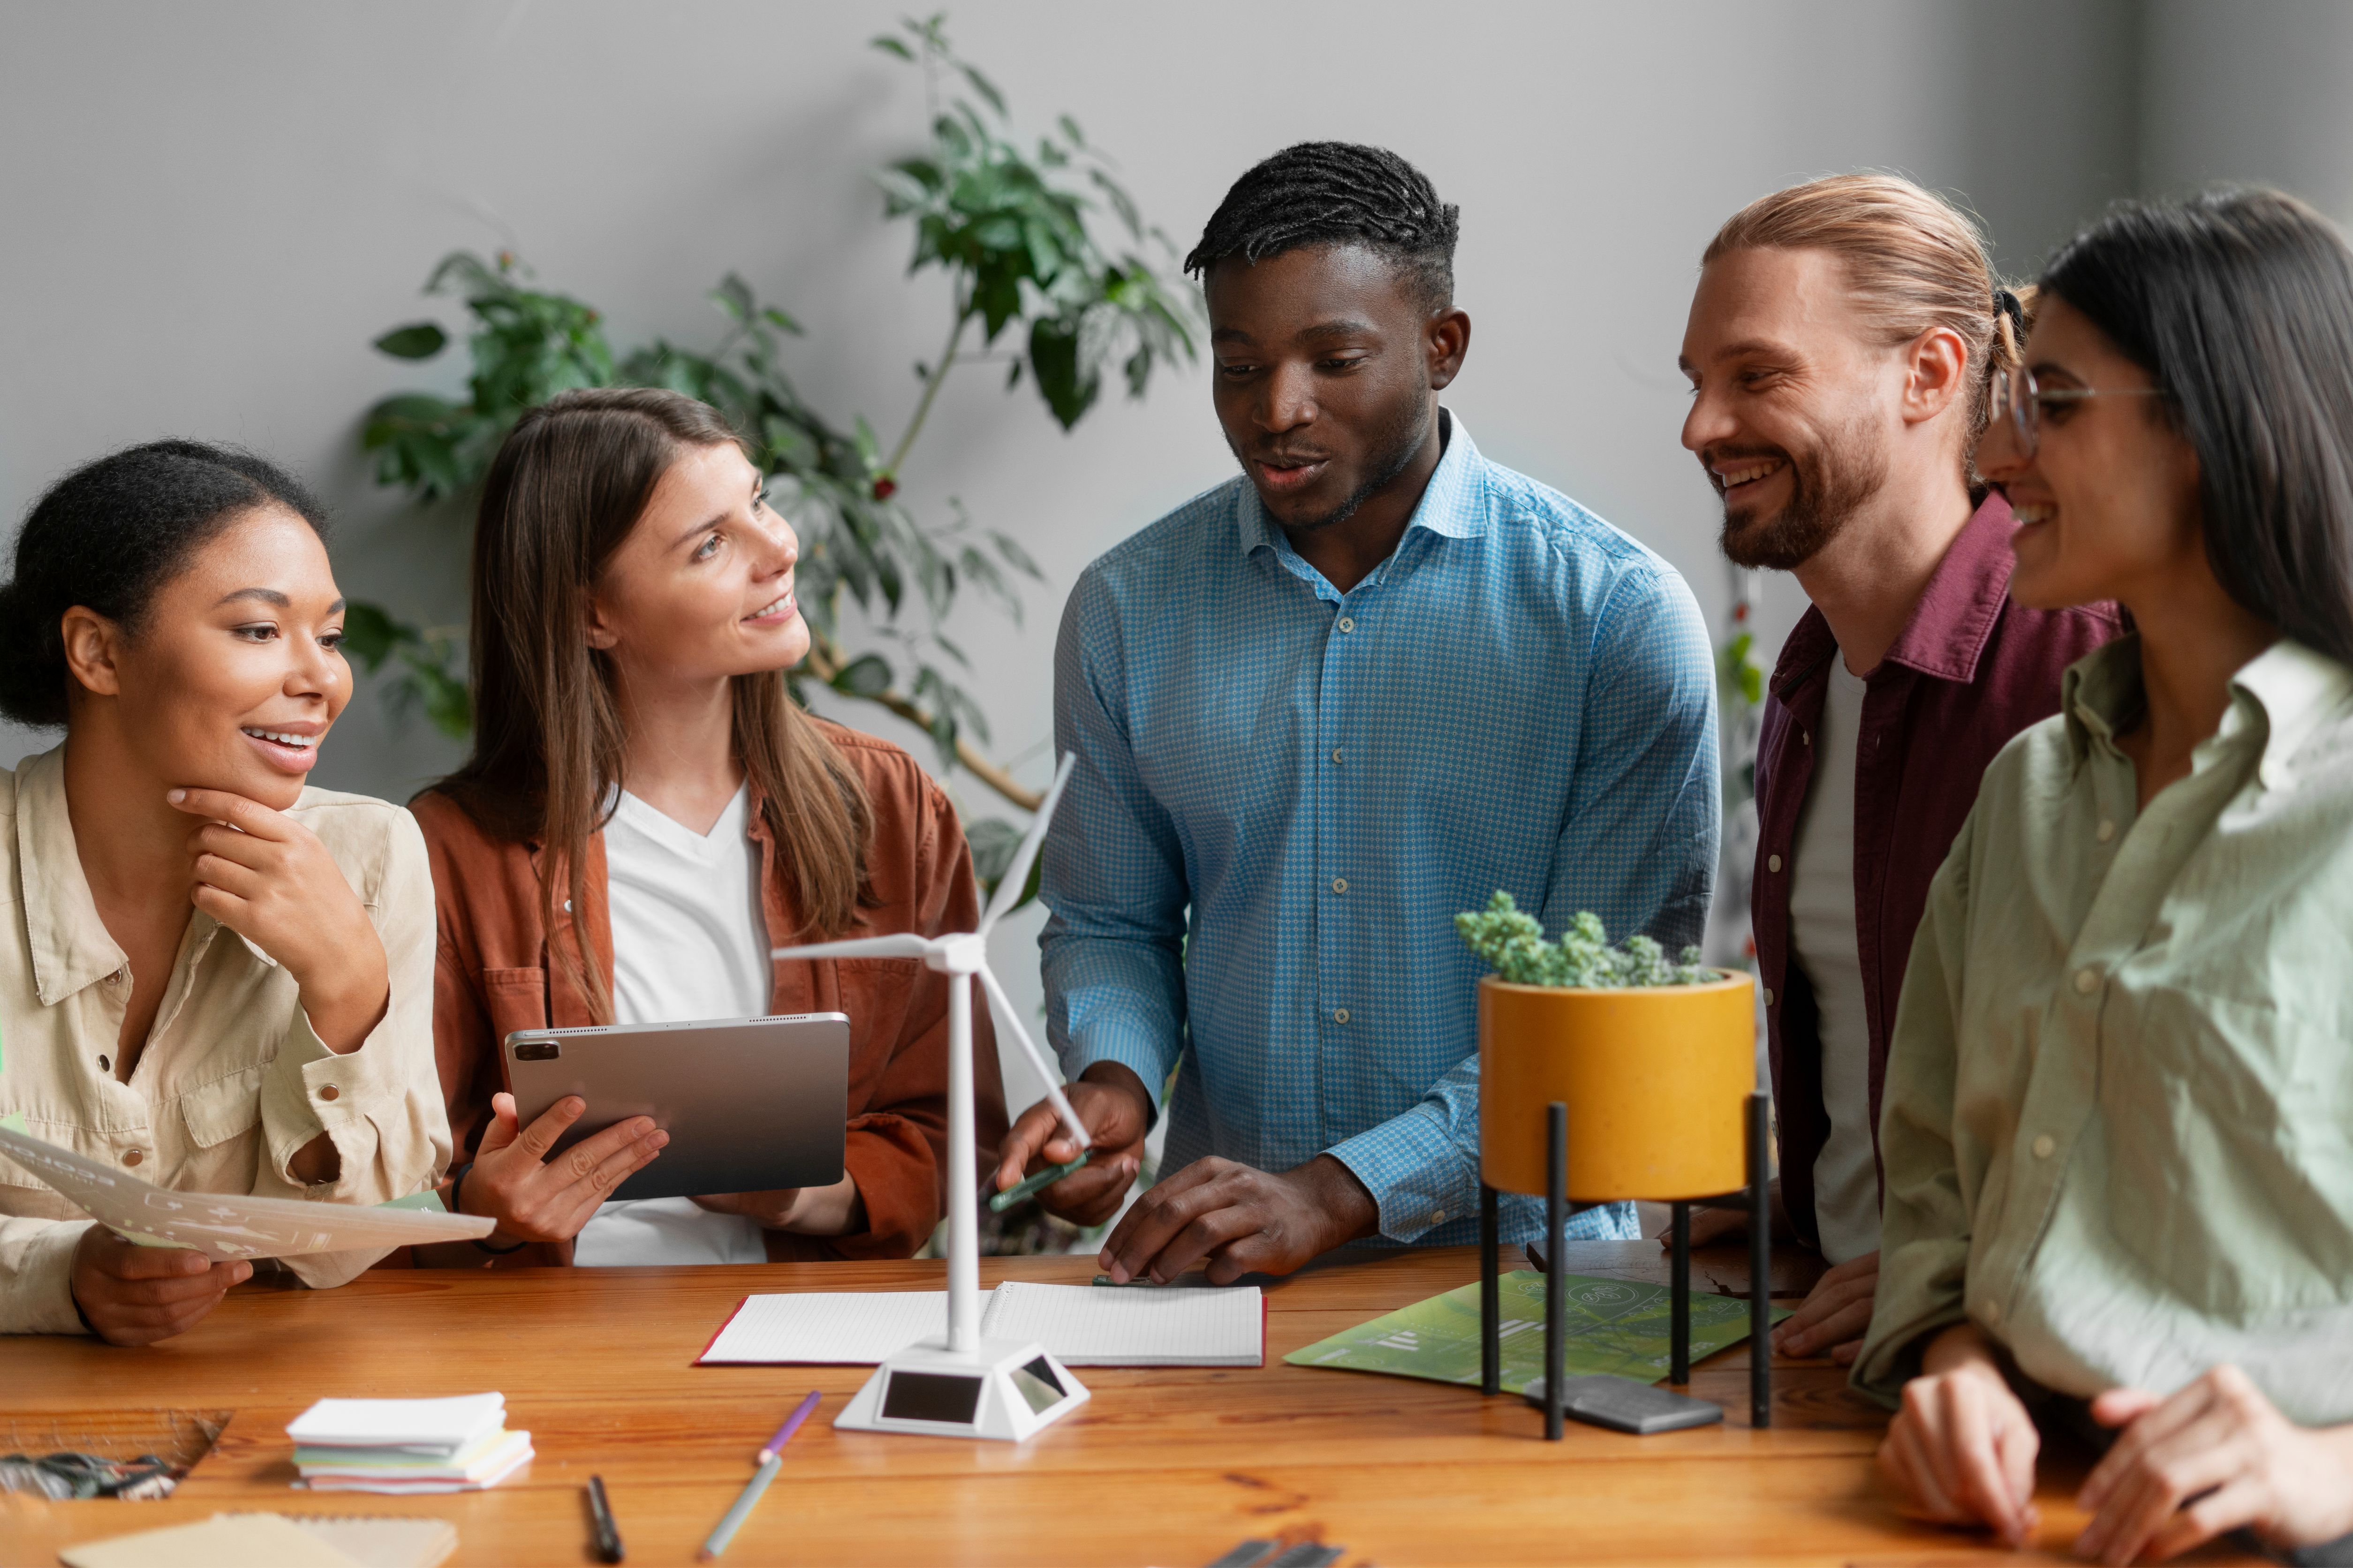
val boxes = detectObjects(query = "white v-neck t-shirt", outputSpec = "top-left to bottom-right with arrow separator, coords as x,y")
1787,653 -> 1882,1265
572,783 -> 772,1267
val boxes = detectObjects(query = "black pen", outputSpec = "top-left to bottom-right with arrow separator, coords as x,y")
587,1474 -> 624,1563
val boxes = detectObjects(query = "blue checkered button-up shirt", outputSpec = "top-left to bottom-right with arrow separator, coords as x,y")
1040,414 -> 1719,1247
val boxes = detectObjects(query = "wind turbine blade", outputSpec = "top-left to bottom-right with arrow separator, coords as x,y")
976,963 -> 1091,1152
769,933 -> 935,963
976,753 -> 1078,937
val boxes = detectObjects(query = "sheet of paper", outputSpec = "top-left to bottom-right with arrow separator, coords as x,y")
1285,1268 -> 1790,1390
982,1280 -> 1264,1366
286,1393 -> 506,1453
698,1290 -> 948,1364
59,1513 -> 364,1568
230,1517 -> 459,1568
0,1123 -> 493,1262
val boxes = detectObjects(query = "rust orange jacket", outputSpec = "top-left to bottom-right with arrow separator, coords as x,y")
407,720 -> 1006,1266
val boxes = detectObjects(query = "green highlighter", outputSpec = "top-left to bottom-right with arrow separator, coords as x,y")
987,1150 -> 1092,1213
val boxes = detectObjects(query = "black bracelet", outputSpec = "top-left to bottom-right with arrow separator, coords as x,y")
448,1162 -> 528,1255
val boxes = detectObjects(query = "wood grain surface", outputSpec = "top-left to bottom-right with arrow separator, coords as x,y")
0,1244 -> 2259,1567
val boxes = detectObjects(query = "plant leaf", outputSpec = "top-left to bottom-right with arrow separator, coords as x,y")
372,322 -> 448,360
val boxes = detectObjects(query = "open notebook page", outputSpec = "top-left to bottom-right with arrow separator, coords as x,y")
982,1281 -> 1263,1366
698,1291 -> 946,1364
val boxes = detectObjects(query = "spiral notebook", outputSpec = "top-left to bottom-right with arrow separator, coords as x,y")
697,1280 -> 1264,1367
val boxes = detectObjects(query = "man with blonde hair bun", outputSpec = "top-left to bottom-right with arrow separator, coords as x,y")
1676,174 -> 2117,1358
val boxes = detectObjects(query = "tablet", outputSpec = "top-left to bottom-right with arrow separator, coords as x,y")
503,1014 -> 849,1203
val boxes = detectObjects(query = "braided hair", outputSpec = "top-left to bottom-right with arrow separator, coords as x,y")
1184,142 -> 1460,314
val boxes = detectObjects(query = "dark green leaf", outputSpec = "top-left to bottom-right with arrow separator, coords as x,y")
870,33 -> 915,59
830,653 -> 894,698
1027,316 -> 1099,428
373,322 -> 448,360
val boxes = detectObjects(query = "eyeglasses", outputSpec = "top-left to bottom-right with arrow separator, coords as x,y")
1990,364 -> 2167,459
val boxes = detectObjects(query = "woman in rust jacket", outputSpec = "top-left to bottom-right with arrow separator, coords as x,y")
412,387 -> 1003,1268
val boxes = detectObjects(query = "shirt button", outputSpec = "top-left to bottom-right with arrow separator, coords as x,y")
2074,967 -> 2100,995
2032,1134 -> 2056,1159
1331,877 -> 1348,895
97,1055 -> 110,1074
1768,854 -> 1783,873
1337,616 -> 1356,633
321,1085 -> 340,1102
563,898 -> 574,912
1802,731 -> 1812,747
1763,987 -> 1776,1006
2096,819 -> 2116,843
123,1149 -> 143,1167
1333,1008 -> 1352,1025
1431,1208 -> 1446,1223
1331,747 -> 1344,766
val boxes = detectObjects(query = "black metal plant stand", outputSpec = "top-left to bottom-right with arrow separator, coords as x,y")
1479,1091 -> 1775,1437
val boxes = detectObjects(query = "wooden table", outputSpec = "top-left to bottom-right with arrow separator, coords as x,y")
0,1244 -> 2258,1567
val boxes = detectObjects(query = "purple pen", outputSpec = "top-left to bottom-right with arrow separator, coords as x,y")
757,1389 -> 822,1463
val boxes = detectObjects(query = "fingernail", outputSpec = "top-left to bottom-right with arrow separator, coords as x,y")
166,789 -> 185,803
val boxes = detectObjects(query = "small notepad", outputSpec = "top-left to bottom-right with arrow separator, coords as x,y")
698,1281 -> 1264,1366
285,1393 -> 505,1454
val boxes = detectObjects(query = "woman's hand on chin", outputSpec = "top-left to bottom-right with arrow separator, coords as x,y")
168,786 -> 387,1054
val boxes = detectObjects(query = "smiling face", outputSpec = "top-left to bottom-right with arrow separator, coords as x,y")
66,505 -> 349,811
586,440 -> 807,691
1205,243 -> 1465,531
1977,295 -> 2203,611
1680,247 -> 1909,569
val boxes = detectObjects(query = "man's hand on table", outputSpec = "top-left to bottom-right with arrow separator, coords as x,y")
1878,1323 -> 2042,1548
1773,1249 -> 1877,1364
70,1226 -> 250,1346
992,1062 -> 1151,1226
1668,1183 -> 1874,1364
1098,1152 -> 1378,1286
2074,1366 -> 2353,1565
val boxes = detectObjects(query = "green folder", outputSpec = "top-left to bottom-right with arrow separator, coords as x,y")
1286,1268 -> 1790,1392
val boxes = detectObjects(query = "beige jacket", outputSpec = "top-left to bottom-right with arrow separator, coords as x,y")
0,745 -> 448,1334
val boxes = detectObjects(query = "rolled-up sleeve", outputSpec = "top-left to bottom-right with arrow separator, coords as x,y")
1040,568 -> 1190,1110
269,807 -> 453,1288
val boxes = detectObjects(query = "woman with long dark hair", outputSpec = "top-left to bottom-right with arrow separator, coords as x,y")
0,442 -> 446,1342
414,388 -> 1003,1267
1860,189 -> 2353,1560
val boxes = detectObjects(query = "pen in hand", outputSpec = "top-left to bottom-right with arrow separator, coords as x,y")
989,1149 -> 1094,1213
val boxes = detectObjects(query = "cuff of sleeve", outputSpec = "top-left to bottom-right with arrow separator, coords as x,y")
821,1114 -> 940,1260
1850,1260 -> 1972,1408
4,1221 -> 96,1335
1059,1030 -> 1171,1132
1326,1105 -> 1479,1245
260,1007 -> 397,1191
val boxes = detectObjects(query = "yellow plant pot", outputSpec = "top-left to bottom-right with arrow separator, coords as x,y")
1478,971 -> 1755,1202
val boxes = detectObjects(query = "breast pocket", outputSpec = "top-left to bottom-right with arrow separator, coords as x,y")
174,1064 -> 270,1188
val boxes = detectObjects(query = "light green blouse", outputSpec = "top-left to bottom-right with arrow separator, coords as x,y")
1856,635 -> 2353,1425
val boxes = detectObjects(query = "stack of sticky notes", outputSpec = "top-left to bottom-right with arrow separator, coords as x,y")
285,1393 -> 532,1493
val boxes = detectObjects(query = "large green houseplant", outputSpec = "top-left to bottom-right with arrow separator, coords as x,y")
345,16 -> 1198,885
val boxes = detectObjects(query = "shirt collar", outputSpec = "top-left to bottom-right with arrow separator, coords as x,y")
15,743 -> 271,1008
1235,407 -> 1486,563
1768,491 -> 2019,701
2061,634 -> 2353,789
1879,492 -> 2021,682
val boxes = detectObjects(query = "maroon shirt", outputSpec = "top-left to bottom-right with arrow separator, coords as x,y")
1752,493 -> 2119,1250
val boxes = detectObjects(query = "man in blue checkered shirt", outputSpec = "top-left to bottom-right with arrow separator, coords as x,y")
992,143 -> 1719,1284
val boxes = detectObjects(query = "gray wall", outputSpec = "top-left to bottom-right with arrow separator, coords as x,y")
1,0 -> 2339,1108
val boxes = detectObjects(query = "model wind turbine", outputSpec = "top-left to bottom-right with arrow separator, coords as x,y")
770,753 -> 1092,1441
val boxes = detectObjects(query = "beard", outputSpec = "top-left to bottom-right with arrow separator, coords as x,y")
1714,417 -> 1889,571
1264,397 -> 1432,533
